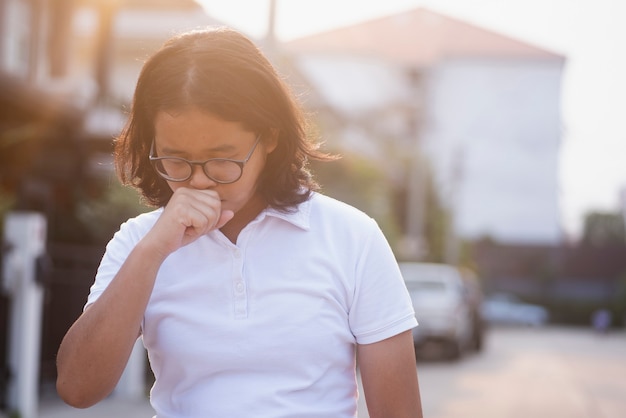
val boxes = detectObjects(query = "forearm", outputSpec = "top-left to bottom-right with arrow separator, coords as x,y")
358,330 -> 423,418
56,239 -> 166,408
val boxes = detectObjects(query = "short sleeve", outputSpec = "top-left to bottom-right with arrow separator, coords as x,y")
85,209 -> 160,310
348,219 -> 417,344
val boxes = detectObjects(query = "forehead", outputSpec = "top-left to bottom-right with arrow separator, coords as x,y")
154,108 -> 250,146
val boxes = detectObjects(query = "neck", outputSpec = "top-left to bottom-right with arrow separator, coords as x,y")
219,193 -> 267,244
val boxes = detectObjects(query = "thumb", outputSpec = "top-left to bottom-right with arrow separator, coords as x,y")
215,210 -> 235,229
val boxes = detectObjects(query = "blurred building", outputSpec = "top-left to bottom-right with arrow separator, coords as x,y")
71,0 -> 226,106
474,239 -> 626,325
285,8 -> 565,247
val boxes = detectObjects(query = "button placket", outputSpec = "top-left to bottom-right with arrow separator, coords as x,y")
232,247 -> 247,319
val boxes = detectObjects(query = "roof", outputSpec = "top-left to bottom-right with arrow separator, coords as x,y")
286,8 -> 564,67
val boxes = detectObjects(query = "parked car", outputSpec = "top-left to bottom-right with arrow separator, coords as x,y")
399,262 -> 482,360
458,268 -> 486,352
481,292 -> 549,326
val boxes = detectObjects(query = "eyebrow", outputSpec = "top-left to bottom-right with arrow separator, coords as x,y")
159,143 -> 238,156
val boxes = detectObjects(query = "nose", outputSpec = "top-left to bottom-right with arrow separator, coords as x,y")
188,164 -> 217,189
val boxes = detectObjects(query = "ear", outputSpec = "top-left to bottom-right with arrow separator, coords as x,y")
263,128 -> 279,154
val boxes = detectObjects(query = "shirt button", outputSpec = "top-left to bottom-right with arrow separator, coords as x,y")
234,249 -> 242,258
236,282 -> 244,293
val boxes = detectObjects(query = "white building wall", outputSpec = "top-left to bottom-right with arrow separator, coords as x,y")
422,58 -> 564,244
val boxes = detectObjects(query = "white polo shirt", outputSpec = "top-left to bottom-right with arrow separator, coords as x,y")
87,192 -> 417,418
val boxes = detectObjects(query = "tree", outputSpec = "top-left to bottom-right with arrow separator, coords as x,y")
581,211 -> 626,247
310,154 -> 401,246
310,149 -> 455,263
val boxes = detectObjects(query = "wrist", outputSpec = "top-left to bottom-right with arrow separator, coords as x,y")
134,235 -> 173,265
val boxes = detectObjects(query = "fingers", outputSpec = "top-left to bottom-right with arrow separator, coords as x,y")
147,188 -> 229,254
215,210 -> 235,229
172,188 -> 223,231
178,194 -> 221,232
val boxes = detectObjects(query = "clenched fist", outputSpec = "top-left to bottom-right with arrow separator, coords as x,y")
144,188 -> 234,258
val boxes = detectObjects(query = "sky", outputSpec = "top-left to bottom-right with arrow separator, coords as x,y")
198,0 -> 626,240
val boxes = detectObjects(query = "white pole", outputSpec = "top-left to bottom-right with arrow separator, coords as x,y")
2,211 -> 47,418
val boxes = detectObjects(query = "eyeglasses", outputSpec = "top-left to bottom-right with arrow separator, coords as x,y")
149,134 -> 261,184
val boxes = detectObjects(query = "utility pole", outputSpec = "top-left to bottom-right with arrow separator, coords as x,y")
266,0 -> 277,47
47,0 -> 75,78
263,0 -> 278,63
27,0 -> 46,83
445,147 -> 464,265
94,0 -> 121,101
403,67 -> 427,261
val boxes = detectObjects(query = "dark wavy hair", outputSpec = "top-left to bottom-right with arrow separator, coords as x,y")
115,27 -> 332,209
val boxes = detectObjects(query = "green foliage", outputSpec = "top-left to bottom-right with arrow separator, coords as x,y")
389,159 -> 452,263
309,155 -> 401,245
77,180 -> 151,244
613,272 -> 626,324
422,169 -> 450,263
581,211 -> 625,246
545,298 -> 614,326
457,239 -> 478,272
309,150 -> 458,266
0,188 -> 16,236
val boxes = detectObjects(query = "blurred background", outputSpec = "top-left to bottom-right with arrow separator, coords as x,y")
0,0 -> 624,417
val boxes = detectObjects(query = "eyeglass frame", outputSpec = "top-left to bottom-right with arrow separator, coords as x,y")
149,133 -> 262,184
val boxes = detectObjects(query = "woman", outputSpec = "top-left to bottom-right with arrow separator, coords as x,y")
56,27 -> 423,417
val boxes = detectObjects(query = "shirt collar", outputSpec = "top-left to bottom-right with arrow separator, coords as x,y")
261,194 -> 313,231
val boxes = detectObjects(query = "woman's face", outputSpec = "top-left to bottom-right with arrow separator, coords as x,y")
153,107 -> 276,215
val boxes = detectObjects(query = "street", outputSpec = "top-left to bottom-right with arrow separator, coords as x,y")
36,326 -> 625,418
414,326 -> 626,418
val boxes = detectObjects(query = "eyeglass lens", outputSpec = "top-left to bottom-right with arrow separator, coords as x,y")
153,158 -> 242,183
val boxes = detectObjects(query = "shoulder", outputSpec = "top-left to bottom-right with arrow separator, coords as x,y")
122,207 -> 162,228
99,208 -> 163,268
309,192 -> 371,220
307,192 -> 377,231
113,208 -> 163,241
